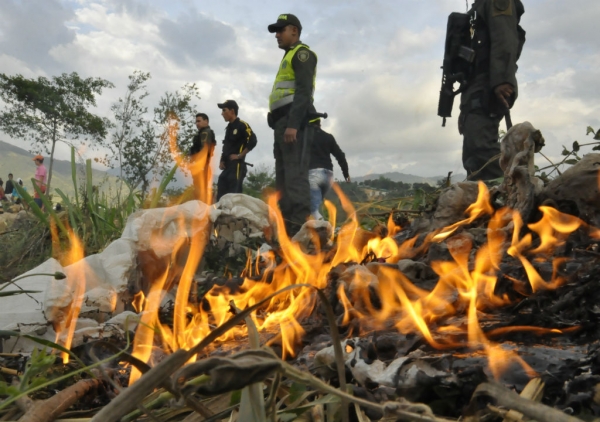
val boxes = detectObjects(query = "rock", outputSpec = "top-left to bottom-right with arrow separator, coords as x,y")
396,259 -> 437,285
431,182 -> 480,229
538,153 -> 600,226
291,220 -> 333,251
497,121 -> 545,222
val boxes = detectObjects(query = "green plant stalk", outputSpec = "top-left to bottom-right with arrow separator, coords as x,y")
30,179 -> 70,238
0,290 -> 41,297
70,147 -> 80,208
149,164 -> 178,209
84,159 -> 99,247
0,272 -> 65,291
0,330 -> 131,411
55,189 -> 81,236
12,182 -> 49,226
315,289 -> 349,422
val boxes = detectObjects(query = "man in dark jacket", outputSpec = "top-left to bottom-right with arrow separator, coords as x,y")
459,0 -> 525,180
5,173 -> 15,196
267,13 -> 317,236
216,100 -> 257,201
189,113 -> 216,203
308,122 -> 350,219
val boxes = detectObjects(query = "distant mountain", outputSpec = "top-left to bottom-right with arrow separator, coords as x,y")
353,171 -> 467,186
0,140 -> 116,198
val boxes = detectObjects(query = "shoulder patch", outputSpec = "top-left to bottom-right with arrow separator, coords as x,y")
297,49 -> 310,63
493,0 -> 512,16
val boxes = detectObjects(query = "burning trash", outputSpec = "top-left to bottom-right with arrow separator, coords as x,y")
3,123 -> 600,421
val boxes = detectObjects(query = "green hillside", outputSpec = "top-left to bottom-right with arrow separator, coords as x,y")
0,140 -> 118,200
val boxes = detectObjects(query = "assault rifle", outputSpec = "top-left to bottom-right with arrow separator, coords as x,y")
437,12 -> 475,127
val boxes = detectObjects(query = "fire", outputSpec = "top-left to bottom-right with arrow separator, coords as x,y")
432,181 -> 494,242
50,224 -> 86,364
168,112 -> 214,205
50,148 -> 586,384
126,180 -> 587,384
132,291 -> 146,313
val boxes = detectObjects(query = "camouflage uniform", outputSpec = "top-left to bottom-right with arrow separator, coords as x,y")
459,0 -> 525,180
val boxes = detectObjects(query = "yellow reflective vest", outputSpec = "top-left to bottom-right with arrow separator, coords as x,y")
269,43 -> 317,112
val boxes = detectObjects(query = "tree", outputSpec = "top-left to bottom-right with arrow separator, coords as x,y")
106,70 -> 150,183
243,164 -> 276,198
0,72 -> 114,196
109,72 -> 200,196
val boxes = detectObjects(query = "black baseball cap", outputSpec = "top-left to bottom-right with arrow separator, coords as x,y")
268,13 -> 302,33
217,100 -> 239,113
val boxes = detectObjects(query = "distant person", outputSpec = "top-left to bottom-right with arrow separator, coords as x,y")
11,178 -> 26,204
308,121 -> 350,220
0,180 -> 6,201
5,173 -> 15,196
32,154 -> 47,208
189,112 -> 216,203
216,100 -> 257,201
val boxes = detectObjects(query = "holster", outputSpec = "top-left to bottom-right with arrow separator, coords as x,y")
267,112 -> 274,129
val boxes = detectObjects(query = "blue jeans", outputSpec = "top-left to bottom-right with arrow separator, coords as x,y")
308,168 -> 333,219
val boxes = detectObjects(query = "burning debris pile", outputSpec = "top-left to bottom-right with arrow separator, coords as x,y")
3,122 -> 600,421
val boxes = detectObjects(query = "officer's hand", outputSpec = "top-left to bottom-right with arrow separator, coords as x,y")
345,177 -> 351,183
284,128 -> 297,143
229,154 -> 241,161
494,83 -> 514,109
219,161 -> 225,170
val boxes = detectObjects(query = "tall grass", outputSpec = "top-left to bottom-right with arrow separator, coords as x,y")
14,147 -> 177,256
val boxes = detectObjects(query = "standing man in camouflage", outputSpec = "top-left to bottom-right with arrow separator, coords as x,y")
459,0 -> 525,180
267,13 -> 317,236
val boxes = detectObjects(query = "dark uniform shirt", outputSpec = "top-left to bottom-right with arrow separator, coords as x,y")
219,118 -> 257,165
189,126 -> 216,156
309,127 -> 349,179
461,0 -> 525,114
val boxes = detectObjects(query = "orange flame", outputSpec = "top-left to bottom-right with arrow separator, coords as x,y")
122,180 -> 586,384
50,223 -> 86,364
168,113 -> 214,204
433,181 -> 494,242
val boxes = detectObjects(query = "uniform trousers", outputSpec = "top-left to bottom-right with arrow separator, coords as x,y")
273,116 -> 312,236
216,160 -> 246,201
459,107 -> 504,180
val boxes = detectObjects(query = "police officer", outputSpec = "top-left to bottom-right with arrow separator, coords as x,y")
267,13 -> 318,236
459,0 -> 525,180
216,100 -> 257,201
189,113 -> 216,203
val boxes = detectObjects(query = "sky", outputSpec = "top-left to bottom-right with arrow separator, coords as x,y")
1,0 -> 599,182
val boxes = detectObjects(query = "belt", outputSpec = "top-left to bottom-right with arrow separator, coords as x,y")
270,103 -> 292,124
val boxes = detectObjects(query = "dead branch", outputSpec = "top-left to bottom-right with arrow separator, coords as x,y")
17,377 -> 102,422
474,382 -> 591,422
